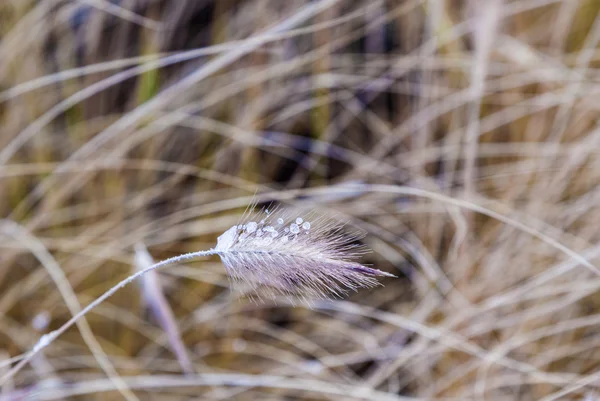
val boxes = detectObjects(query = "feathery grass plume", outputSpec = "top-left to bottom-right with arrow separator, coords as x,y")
215,208 -> 395,300
1,207 -> 392,384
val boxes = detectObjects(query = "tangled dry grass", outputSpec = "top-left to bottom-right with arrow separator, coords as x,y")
2,0 -> 600,400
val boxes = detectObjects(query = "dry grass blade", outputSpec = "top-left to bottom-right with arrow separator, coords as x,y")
134,243 -> 195,375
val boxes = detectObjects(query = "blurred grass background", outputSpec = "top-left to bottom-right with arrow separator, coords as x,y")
3,0 -> 600,399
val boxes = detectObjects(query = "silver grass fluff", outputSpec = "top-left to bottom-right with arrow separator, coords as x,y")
214,210 -> 394,300
9,208 -> 394,383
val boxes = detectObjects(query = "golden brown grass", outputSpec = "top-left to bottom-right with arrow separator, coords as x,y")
2,0 -> 600,400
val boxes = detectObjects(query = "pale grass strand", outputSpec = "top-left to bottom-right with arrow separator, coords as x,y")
77,0 -> 162,30
0,220 -> 140,401
14,373 -> 416,401
134,243 -> 195,375
0,249 -> 216,386
463,0 -> 501,198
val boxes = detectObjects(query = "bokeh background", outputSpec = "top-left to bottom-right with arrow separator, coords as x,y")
2,0 -> 600,400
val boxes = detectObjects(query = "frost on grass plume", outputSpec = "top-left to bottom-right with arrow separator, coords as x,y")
215,210 -> 394,300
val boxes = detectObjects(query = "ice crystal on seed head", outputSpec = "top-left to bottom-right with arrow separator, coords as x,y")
216,226 -> 237,251
246,222 -> 258,233
214,209 -> 394,301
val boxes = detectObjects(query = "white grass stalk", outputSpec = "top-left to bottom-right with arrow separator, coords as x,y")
0,250 -> 215,386
0,208 -> 391,385
0,220 -> 139,401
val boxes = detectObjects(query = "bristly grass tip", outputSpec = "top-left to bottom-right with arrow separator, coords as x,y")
214,208 -> 395,301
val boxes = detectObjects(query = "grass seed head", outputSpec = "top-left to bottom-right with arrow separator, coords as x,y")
214,209 -> 394,301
